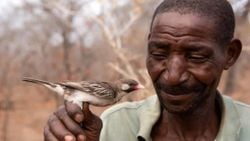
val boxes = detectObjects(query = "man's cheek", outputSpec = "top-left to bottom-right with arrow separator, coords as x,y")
146,58 -> 165,81
189,64 -> 221,85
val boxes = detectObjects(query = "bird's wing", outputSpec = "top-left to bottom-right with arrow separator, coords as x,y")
58,81 -> 116,99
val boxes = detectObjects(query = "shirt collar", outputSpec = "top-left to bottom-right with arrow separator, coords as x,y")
215,94 -> 241,141
136,93 -> 242,141
137,95 -> 161,141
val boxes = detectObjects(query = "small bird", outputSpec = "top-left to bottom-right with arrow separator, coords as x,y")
22,77 -> 144,109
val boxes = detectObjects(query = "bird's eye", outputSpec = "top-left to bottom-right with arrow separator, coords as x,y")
121,84 -> 130,91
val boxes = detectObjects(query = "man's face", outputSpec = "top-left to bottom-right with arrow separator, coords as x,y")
146,12 -> 227,114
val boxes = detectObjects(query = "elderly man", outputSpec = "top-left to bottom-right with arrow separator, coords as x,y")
44,0 -> 249,141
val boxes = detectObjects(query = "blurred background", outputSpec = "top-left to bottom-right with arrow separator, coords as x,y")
0,0 -> 249,140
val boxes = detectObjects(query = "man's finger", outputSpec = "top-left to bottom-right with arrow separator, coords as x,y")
65,101 -> 84,123
48,114 -> 76,141
77,134 -> 87,141
44,125 -> 58,141
55,106 -> 86,136
81,103 -> 103,132
82,102 -> 91,120
81,103 -> 98,124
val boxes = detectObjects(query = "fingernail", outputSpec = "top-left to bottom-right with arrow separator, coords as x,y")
75,113 -> 83,123
64,135 -> 75,141
78,135 -> 86,141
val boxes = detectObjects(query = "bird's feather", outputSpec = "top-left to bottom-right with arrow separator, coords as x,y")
22,77 -> 56,87
58,81 -> 117,99
22,77 -> 141,108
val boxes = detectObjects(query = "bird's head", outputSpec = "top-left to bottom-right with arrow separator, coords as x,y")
117,79 -> 144,93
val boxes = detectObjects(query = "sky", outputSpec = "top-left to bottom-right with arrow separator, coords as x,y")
0,0 -> 35,18
0,0 -> 20,16
0,0 -> 248,23
0,0 -> 127,15
0,0 -> 248,15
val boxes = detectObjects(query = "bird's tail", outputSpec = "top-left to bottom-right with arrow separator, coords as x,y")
22,77 -> 56,87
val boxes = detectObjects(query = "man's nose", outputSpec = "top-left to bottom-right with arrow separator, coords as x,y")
162,55 -> 189,86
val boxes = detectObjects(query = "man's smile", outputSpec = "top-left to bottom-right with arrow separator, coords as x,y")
154,78 -> 208,112
159,90 -> 198,107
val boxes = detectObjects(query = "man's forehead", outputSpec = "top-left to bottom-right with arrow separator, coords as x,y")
150,12 -> 216,41
151,25 -> 206,38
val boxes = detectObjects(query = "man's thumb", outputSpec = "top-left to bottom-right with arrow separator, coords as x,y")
81,102 -> 102,130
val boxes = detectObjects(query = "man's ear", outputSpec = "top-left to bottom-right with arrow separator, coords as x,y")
224,38 -> 242,70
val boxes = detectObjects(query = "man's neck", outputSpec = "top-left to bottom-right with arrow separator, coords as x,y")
151,95 -> 221,141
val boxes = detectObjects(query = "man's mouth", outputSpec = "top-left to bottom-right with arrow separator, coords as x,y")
162,90 -> 192,96
161,91 -> 194,98
157,85 -> 195,96
155,81 -> 205,97
157,90 -> 197,106
155,81 -> 207,112
161,90 -> 194,99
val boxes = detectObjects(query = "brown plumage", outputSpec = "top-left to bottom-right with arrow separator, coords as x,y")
22,77 -> 144,108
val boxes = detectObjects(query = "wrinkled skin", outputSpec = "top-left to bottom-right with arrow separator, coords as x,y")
44,102 -> 102,141
147,12 -> 241,141
147,12 -> 227,114
43,12 -> 242,141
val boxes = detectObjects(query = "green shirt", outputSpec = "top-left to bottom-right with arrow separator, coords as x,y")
100,94 -> 250,141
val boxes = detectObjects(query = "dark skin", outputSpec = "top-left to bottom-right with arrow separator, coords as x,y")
44,102 -> 102,141
44,12 -> 242,141
147,12 -> 241,141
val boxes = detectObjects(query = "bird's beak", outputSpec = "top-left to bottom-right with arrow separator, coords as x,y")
135,84 -> 145,89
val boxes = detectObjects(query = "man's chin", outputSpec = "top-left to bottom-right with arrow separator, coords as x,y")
157,92 -> 204,115
162,103 -> 198,115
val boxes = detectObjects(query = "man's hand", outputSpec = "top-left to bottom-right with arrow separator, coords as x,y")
44,102 -> 102,141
